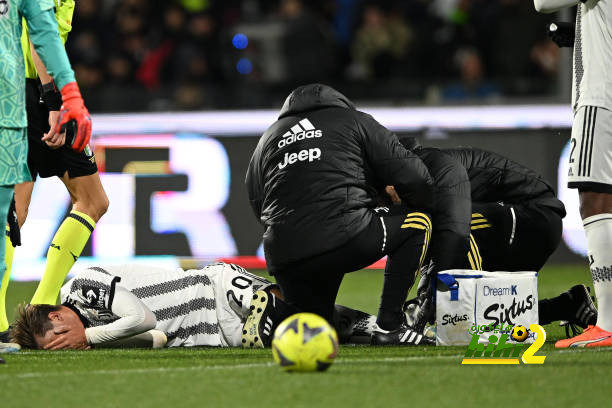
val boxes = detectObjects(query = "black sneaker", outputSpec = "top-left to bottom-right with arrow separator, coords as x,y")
333,304 -> 377,344
371,322 -> 435,346
241,288 -> 280,348
568,284 -> 598,327
559,284 -> 598,337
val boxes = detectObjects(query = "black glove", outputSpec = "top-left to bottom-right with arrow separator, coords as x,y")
548,22 -> 575,48
403,261 -> 436,332
7,195 -> 21,247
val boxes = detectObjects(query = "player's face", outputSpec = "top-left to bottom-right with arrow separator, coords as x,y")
35,306 -> 85,349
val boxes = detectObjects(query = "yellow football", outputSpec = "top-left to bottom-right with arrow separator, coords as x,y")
271,313 -> 339,372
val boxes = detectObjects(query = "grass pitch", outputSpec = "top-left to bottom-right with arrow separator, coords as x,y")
3,265 -> 610,407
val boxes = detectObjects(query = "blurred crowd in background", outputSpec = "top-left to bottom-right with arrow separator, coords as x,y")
67,0 -> 570,112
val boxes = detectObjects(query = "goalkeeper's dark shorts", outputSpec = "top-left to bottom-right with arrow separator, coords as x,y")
272,206 -> 431,323
466,201 -> 563,272
25,79 -> 97,181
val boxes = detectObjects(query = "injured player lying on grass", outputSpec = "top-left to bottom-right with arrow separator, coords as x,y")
9,261 -> 382,350
10,262 -> 280,350
9,260 -> 597,349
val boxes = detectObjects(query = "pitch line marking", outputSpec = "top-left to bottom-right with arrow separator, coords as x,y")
0,354 -> 464,379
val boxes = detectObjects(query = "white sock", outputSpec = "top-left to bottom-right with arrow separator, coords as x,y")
583,214 -> 612,331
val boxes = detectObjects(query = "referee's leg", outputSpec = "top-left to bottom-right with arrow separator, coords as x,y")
30,172 -> 109,305
0,185 -> 13,334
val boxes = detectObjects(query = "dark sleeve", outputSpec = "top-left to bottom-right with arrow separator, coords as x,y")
443,146 -> 566,218
245,143 -> 264,223
357,112 -> 434,210
415,148 -> 472,272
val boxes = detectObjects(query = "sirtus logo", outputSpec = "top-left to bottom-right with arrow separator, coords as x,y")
441,314 -> 468,326
483,295 -> 535,326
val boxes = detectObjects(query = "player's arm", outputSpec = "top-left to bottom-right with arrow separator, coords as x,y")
412,147 -> 472,272
95,330 -> 168,349
357,112 -> 434,210
84,286 -> 158,346
19,0 -> 91,152
29,43 -> 64,148
26,0 -> 75,148
533,0 -> 579,13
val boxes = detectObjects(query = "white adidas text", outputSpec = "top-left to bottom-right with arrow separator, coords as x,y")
278,118 -> 323,148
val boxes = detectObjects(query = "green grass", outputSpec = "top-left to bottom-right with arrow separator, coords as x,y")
2,265 -> 609,407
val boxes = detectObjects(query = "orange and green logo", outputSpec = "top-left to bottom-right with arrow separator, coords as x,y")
461,324 -> 546,365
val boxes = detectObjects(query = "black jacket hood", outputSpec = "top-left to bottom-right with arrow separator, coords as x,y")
278,83 -> 355,118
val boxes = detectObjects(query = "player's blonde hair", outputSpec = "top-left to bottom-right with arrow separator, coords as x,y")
10,304 -> 61,349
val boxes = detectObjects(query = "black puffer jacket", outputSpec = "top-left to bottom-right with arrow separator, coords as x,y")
443,147 -> 566,217
398,137 -> 565,272
246,84 -> 434,270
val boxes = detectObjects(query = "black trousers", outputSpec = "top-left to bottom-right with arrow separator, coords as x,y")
273,206 -> 431,329
466,202 -> 569,325
467,201 -> 563,272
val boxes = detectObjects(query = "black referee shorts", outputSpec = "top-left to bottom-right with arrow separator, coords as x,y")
272,206 -> 431,323
468,201 -> 563,272
25,79 -> 97,180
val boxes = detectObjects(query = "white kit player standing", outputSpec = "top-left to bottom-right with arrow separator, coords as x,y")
535,0 -> 612,347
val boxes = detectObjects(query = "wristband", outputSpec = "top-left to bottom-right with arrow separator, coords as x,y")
41,81 -> 62,111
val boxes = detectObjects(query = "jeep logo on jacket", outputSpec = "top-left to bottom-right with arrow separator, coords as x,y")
246,83 -> 433,271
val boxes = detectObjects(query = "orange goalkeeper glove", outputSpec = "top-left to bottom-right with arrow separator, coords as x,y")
56,82 -> 92,152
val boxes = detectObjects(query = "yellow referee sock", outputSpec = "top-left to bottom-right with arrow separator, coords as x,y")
0,228 -> 15,332
30,210 -> 96,305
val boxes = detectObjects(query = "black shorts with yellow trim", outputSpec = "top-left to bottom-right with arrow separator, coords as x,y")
467,201 -> 562,272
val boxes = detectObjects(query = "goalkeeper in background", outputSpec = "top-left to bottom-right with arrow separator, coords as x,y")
8,0 -> 107,320
0,0 -> 92,351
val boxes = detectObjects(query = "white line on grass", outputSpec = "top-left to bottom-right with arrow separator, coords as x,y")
0,354 -> 465,379
555,347 -> 612,355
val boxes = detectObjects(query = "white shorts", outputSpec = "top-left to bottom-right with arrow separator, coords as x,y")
568,105 -> 612,193
206,263 -> 273,347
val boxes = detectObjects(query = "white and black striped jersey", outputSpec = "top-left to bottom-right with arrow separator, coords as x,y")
61,263 -> 271,347
573,0 -> 612,112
